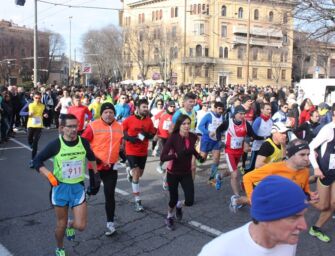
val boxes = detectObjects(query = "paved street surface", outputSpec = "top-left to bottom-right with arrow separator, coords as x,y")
0,129 -> 334,255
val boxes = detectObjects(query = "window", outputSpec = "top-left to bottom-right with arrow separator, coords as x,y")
154,48 -> 159,63
205,48 -> 209,57
283,13 -> 288,24
198,4 -> 201,14
174,47 -> 178,58
281,69 -> 286,80
202,4 -> 206,13
237,67 -> 243,78
189,66 -> 192,76
254,9 -> 259,20
156,10 -> 159,20
206,4 -> 209,15
193,4 -> 196,14
219,47 -> 223,58
238,7 -> 243,19
269,11 -> 274,22
238,46 -> 244,59
189,48 -> 193,57
280,52 -> 284,62
175,7 -> 178,17
195,66 -> 202,77
205,67 -> 209,78
194,23 -> 205,35
224,47 -> 228,58
252,48 -> 258,61
221,25 -> 227,37
152,11 -> 155,21
221,5 -> 227,16
196,45 -> 202,57
283,33 -> 288,44
252,68 -> 258,79
171,7 -> 178,17
139,31 -> 144,42
20,48 -> 25,57
171,7 -> 174,18
160,9 -> 163,19
172,26 -> 177,38
267,69 -> 272,79
268,49 -> 273,61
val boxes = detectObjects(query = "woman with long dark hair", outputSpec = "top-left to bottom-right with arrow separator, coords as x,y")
160,114 -> 204,230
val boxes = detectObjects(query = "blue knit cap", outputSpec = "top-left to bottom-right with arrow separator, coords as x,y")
251,175 -> 308,222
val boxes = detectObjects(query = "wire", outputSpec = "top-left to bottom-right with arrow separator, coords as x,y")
37,0 -> 121,10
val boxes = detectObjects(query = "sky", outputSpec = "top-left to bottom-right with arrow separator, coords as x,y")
1,0 -> 122,61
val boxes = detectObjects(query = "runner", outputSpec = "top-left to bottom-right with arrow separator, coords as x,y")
33,114 -> 97,256
82,102 -> 123,236
160,114 -> 204,230
123,99 -> 156,212
67,94 -> 92,134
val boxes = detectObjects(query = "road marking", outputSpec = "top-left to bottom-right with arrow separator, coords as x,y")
10,138 -> 130,196
0,146 -> 25,151
0,243 -> 13,256
188,220 -> 222,236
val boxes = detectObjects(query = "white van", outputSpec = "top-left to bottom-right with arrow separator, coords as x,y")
297,79 -> 335,105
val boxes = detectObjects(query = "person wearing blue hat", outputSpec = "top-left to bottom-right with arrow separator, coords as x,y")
198,175 -> 308,256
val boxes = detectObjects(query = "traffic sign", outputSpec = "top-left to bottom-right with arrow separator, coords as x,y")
82,63 -> 92,74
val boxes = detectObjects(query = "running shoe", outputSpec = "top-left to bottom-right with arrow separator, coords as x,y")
162,178 -> 169,191
55,248 -> 66,256
156,165 -> 164,174
65,227 -> 75,241
126,167 -> 132,183
215,173 -> 222,190
165,217 -> 175,230
176,207 -> 183,221
229,195 -> 240,213
135,200 -> 144,212
238,166 -> 245,175
29,160 -> 34,169
208,178 -> 216,187
105,222 -> 116,236
309,226 -> 330,242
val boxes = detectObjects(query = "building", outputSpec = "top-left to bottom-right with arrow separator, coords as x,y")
120,0 -> 295,87
0,20 -> 49,86
293,31 -> 335,81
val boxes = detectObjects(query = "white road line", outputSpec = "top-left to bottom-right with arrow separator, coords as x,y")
188,220 -> 223,236
10,138 -> 31,151
0,243 -> 13,256
0,146 -> 25,151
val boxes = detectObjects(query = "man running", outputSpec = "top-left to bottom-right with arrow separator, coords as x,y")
33,114 -> 97,256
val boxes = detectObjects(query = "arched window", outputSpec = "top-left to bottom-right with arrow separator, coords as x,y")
221,5 -> 226,16
193,4 -> 197,14
224,47 -> 228,58
254,9 -> 259,20
238,7 -> 243,19
219,47 -> 223,58
196,45 -> 202,57
269,11 -> 274,22
202,4 -> 206,13
175,7 -> 178,17
283,12 -> 288,23
198,4 -> 201,14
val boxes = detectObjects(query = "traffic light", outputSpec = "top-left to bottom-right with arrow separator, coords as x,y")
15,0 -> 26,6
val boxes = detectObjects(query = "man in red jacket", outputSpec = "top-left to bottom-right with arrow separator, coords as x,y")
123,99 -> 156,212
68,94 -> 92,134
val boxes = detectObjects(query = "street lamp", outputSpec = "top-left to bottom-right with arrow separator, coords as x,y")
68,16 -> 73,85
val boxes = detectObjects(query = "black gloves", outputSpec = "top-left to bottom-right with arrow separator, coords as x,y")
127,136 -> 139,143
197,155 -> 205,163
141,131 -> 154,139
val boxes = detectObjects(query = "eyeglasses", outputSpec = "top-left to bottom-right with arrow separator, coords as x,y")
169,106 -> 176,108
65,125 -> 78,129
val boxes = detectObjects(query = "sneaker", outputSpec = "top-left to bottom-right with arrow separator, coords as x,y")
238,166 -> 245,175
229,195 -> 240,213
105,222 -> 116,236
135,200 -> 144,212
176,207 -> 183,221
29,160 -> 34,169
208,178 -> 216,187
55,248 -> 66,256
126,167 -> 132,183
162,178 -> 169,191
65,227 -> 75,241
156,165 -> 164,174
165,217 -> 175,230
215,173 -> 221,190
309,226 -> 330,242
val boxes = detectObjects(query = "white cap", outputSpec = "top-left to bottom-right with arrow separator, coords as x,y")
271,122 -> 289,133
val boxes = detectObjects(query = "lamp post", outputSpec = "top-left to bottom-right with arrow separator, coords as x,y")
246,0 -> 251,86
68,16 -> 73,85
33,0 -> 38,87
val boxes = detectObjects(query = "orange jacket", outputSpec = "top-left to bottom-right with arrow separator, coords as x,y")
82,119 -> 123,170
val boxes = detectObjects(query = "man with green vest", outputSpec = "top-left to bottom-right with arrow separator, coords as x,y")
33,114 -> 97,256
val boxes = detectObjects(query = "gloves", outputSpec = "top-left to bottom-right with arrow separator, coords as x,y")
197,156 -> 205,163
128,136 -> 139,143
47,172 -> 59,187
141,131 -> 153,139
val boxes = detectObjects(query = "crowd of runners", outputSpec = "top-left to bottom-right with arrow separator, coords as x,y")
1,81 -> 335,255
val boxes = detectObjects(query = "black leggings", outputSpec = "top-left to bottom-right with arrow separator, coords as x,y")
27,128 -> 42,159
167,172 -> 194,209
99,168 -> 118,222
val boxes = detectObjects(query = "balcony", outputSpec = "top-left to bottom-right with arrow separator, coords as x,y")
233,36 -> 283,48
233,26 -> 282,38
182,57 -> 216,64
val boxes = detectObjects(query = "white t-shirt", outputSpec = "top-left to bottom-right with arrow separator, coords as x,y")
60,97 -> 72,114
198,222 -> 296,256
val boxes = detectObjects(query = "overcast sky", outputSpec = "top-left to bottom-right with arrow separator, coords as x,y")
1,0 -> 122,60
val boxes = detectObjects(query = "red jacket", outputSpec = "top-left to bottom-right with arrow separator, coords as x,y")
68,105 -> 92,131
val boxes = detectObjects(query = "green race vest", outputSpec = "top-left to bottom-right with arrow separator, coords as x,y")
180,108 -> 196,131
53,136 -> 87,184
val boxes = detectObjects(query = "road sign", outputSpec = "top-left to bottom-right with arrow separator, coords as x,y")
82,63 -> 92,74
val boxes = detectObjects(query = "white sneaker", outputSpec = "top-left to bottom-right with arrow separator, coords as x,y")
229,195 -> 240,213
126,167 -> 132,182
156,165 -> 164,174
105,222 -> 116,236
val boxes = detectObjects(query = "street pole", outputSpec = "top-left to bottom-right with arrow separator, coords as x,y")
183,0 -> 187,85
246,0 -> 251,86
69,16 -> 73,85
164,26 -> 167,85
33,0 -> 38,87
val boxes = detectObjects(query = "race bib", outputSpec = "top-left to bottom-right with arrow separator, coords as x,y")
231,137 -> 243,149
32,117 -> 42,125
62,160 -> 82,180
162,120 -> 171,130
329,154 -> 335,170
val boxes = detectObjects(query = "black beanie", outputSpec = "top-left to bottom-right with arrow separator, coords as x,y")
100,102 -> 116,115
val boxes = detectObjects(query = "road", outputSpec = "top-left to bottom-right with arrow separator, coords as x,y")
0,129 -> 333,255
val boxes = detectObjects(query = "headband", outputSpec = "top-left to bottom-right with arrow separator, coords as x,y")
287,143 -> 309,158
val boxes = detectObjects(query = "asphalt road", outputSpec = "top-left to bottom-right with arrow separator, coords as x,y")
0,129 -> 334,256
